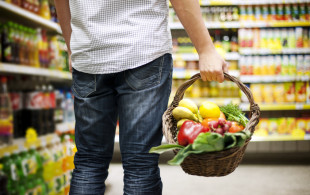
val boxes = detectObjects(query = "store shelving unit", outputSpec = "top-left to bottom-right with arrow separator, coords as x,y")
240,75 -> 310,83
170,21 -> 310,30
173,52 -> 240,61
170,0 -> 310,147
0,133 -> 58,157
199,0 -> 310,6
0,1 -> 62,33
0,63 -> 72,80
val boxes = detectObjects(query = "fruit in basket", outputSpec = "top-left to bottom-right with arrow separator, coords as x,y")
219,111 -> 226,120
172,107 -> 198,121
228,122 -> 245,133
177,120 -> 210,146
178,99 -> 198,114
177,119 -> 188,129
201,118 -> 218,128
199,101 -> 221,119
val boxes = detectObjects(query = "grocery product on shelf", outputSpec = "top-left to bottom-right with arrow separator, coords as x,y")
64,92 -> 75,123
0,21 -> 69,71
239,3 -> 310,22
0,76 -> 13,146
239,54 -> 310,76
255,117 -> 310,136
238,27 -> 310,52
5,0 -> 53,21
0,135 -> 76,195
0,163 -> 8,194
249,82 -> 309,104
173,29 -> 238,54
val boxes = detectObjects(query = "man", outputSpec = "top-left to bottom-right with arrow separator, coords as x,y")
54,0 -> 227,194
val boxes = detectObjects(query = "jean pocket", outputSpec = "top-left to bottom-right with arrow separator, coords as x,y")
125,55 -> 165,91
72,68 -> 96,98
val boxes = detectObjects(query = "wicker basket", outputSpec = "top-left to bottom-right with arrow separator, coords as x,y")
162,72 -> 260,177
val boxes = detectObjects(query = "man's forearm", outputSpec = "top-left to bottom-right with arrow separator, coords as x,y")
54,0 -> 72,54
170,0 -> 214,55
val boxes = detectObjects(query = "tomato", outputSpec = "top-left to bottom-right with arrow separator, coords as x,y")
228,121 -> 245,133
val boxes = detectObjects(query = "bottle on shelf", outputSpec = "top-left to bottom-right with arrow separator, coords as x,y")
0,163 -> 9,195
64,92 -> 75,123
0,76 -> 14,145
39,0 -> 51,20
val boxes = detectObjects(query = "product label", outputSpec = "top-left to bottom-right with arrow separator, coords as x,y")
9,92 -> 23,110
25,92 -> 44,109
10,164 -> 18,181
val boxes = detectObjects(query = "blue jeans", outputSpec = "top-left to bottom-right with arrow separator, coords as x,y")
69,54 -> 173,195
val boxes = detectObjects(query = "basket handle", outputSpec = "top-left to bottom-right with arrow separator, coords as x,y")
170,72 -> 260,134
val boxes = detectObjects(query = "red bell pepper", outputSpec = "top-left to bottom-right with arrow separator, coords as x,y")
177,120 -> 210,146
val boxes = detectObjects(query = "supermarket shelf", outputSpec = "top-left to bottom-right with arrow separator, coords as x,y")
0,133 -> 58,158
252,134 -> 310,142
199,0 -> 309,6
173,52 -> 240,61
0,1 -> 61,33
173,69 -> 240,79
0,63 -> 72,80
170,21 -> 310,30
240,75 -> 310,83
240,48 -> 310,55
240,103 -> 310,111
168,97 -> 241,107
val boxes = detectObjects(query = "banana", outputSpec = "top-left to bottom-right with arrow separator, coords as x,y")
177,119 -> 188,129
172,106 -> 198,122
178,98 -> 198,114
196,111 -> 204,123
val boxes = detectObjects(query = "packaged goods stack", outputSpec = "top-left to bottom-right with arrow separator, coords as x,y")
0,0 -> 75,194
169,0 -> 310,141
0,135 -> 76,194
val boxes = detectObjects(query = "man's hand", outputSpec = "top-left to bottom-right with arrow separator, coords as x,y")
170,0 -> 228,83
199,50 -> 228,83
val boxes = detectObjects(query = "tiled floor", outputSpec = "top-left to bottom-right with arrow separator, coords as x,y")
105,163 -> 310,195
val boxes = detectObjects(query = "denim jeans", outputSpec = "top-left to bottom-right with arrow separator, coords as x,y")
69,53 -> 173,195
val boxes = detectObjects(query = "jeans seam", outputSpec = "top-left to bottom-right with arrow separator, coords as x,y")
73,75 -> 96,98
158,54 -> 164,85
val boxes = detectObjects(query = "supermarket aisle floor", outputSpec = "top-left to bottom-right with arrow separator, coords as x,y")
105,164 -> 310,195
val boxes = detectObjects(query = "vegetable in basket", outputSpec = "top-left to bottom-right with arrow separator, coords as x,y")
220,103 -> 249,127
150,131 -> 251,165
177,120 -> 210,146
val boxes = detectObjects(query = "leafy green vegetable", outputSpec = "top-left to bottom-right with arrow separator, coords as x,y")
168,145 -> 204,165
149,131 -> 249,166
220,103 -> 249,127
149,144 -> 184,154
234,132 -> 247,147
224,133 -> 237,149
192,132 -> 224,152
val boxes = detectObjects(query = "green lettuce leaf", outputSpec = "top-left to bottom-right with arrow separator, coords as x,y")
149,144 -> 184,154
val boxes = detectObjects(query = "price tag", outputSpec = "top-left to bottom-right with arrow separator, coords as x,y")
295,104 -> 303,110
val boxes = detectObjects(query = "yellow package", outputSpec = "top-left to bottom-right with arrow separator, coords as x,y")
296,118 -> 307,131
295,82 -> 307,102
277,118 -> 287,134
284,82 -> 295,103
306,118 -> 310,134
268,118 -> 279,135
307,82 -> 310,103
251,84 -> 263,103
258,118 -> 269,131
262,84 -> 274,103
286,117 -> 296,134
273,83 -> 285,103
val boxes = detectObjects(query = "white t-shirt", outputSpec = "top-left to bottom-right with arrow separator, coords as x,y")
69,0 -> 172,74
